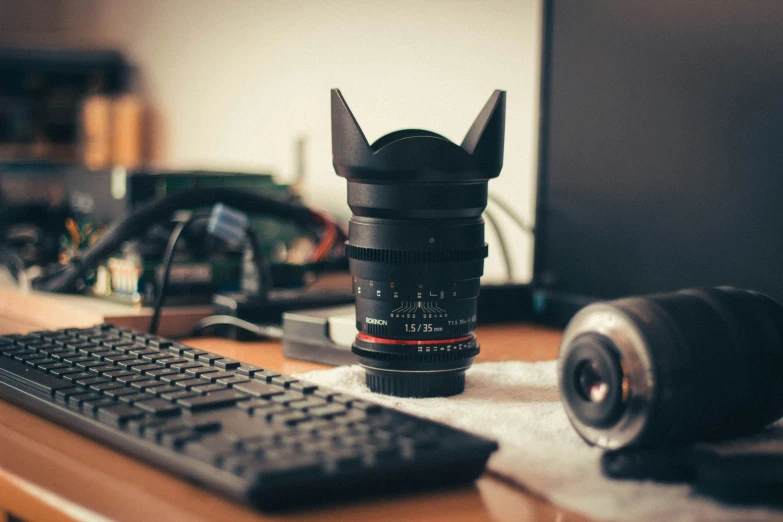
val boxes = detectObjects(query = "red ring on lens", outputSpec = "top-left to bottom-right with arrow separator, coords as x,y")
356,333 -> 474,346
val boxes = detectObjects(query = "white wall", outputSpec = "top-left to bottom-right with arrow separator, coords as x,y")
61,0 -> 543,282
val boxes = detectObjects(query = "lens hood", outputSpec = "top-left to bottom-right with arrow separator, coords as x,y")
331,89 -> 505,182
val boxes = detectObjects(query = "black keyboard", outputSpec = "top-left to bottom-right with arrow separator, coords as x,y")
0,324 -> 497,510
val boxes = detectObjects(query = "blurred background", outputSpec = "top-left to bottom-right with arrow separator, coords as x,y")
0,0 -> 542,284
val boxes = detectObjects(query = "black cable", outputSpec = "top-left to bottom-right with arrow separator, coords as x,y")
192,315 -> 284,340
245,225 -> 273,300
483,208 -> 514,282
0,248 -> 25,282
488,193 -> 535,236
32,187 -> 322,293
148,214 -> 209,335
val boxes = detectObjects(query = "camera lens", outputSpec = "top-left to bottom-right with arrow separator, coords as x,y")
332,89 -> 505,397
558,287 -> 783,449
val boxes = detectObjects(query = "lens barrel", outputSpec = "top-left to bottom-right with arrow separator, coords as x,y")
332,89 -> 506,397
558,287 -> 783,449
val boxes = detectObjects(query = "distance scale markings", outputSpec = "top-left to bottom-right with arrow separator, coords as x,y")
390,301 -> 448,319
352,277 -> 476,301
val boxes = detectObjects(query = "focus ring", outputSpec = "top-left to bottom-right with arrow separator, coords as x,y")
346,244 -> 488,264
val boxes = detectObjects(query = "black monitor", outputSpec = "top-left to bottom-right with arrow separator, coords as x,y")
533,0 -> 783,325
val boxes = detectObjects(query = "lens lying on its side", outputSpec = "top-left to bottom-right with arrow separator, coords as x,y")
558,287 -> 783,449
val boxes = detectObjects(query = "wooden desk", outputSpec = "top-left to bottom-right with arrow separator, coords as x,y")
0,313 -> 589,521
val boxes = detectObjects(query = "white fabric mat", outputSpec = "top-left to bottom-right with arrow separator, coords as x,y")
295,361 -> 783,522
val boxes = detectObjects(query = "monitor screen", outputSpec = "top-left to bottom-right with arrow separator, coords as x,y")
535,0 -> 783,314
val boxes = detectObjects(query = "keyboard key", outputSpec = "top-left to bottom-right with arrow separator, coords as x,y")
236,398 -> 273,413
98,404 -> 145,427
131,364 -> 164,374
130,380 -> 167,391
236,364 -> 263,376
117,360 -> 148,370
89,365 -> 119,375
270,392 -> 306,405
62,372 -> 94,383
0,357 -> 76,396
202,371 -> 235,382
160,390 -> 199,401
32,357 -> 57,367
214,358 -> 241,370
170,362 -> 202,371
191,384 -> 225,394
76,376 -> 110,387
146,338 -> 172,349
233,380 -> 285,398
160,374 -> 195,385
116,374 -> 149,384
103,354 -> 136,364
69,392 -> 103,406
75,360 -> 107,370
216,375 -> 251,387
288,398 -> 328,410
182,349 -> 208,360
253,370 -> 282,382
350,400 -> 382,413
103,388 -> 139,399
246,455 -> 322,483
269,411 -> 310,426
20,352 -> 47,363
37,362 -> 71,372
118,393 -> 156,405
54,387 -> 86,402
271,376 -> 299,388
184,367 -> 220,377
197,354 -> 224,364
174,378 -> 210,390
90,382 -> 126,393
149,385 -> 179,396
141,353 -> 175,363
49,367 -> 84,377
50,351 -> 78,361
167,343 -> 193,355
290,381 -> 319,394
126,417 -> 168,436
308,404 -> 349,418
81,397 -> 117,413
129,348 -> 157,357
134,399 -> 181,417
159,357 -> 188,367
104,370 -> 135,380
177,390 -> 247,411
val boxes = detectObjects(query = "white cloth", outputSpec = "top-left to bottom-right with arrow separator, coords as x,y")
295,361 -> 783,522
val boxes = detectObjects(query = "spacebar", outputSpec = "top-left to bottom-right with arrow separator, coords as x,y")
0,357 -> 73,396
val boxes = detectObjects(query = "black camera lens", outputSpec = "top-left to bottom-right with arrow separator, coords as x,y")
332,89 -> 505,397
558,287 -> 783,449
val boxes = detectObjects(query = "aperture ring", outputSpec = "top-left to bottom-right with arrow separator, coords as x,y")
346,243 -> 488,264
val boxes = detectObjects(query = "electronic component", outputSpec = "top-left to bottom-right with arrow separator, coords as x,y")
0,324 -> 497,510
283,306 -> 357,366
534,1 -> 783,325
